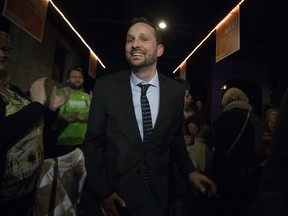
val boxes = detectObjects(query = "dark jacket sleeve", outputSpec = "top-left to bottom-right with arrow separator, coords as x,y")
0,98 -> 46,152
81,77 -> 115,200
169,79 -> 195,178
43,107 -> 59,130
0,84 -> 60,152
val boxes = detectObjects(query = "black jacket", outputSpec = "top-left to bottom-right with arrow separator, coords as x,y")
211,107 -> 263,216
82,70 -> 195,214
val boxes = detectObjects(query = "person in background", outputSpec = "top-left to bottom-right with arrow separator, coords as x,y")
211,87 -> 263,216
247,88 -> 288,216
183,90 -> 195,119
174,77 -> 194,145
261,107 -> 278,162
0,30 -> 69,215
82,17 -> 216,216
53,67 -> 91,157
172,77 -> 194,216
185,115 -> 213,176
182,114 -> 214,216
193,98 -> 210,125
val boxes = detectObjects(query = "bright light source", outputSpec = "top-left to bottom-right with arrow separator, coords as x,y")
221,84 -> 228,90
158,21 -> 167,29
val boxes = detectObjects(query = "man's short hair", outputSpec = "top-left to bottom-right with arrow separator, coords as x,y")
130,17 -> 162,44
66,67 -> 84,79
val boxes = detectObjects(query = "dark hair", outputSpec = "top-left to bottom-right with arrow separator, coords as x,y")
185,115 -> 204,134
66,67 -> 84,79
130,17 -> 162,44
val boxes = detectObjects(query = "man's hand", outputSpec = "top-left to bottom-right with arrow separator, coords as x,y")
188,171 -> 217,197
101,192 -> 126,216
74,111 -> 88,123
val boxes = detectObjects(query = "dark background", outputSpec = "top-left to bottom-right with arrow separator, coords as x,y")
47,0 -> 287,78
1,0 -> 287,118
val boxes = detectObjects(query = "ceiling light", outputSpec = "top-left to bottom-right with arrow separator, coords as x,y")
158,21 -> 167,29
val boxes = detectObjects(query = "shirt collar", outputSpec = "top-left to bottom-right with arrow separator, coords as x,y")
130,71 -> 159,88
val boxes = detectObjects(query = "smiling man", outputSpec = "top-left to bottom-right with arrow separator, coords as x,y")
82,17 -> 217,216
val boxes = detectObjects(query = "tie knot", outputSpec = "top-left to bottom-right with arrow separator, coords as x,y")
138,83 -> 151,95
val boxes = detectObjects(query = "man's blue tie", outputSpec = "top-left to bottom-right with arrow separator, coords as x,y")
138,83 -> 153,187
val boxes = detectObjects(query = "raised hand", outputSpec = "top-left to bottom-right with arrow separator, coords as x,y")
29,77 -> 47,105
49,86 -> 70,111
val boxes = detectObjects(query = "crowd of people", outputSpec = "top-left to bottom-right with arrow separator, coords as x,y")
0,16 -> 284,216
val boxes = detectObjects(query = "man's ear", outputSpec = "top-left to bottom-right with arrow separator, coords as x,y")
157,44 -> 164,57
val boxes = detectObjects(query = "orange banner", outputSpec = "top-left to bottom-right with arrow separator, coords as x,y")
179,61 -> 187,80
2,0 -> 49,42
88,51 -> 97,79
216,6 -> 240,62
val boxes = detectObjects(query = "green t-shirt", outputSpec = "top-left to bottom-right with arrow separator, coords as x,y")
55,88 -> 91,146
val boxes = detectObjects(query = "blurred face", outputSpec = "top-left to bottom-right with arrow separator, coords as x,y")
195,100 -> 203,111
268,111 -> 278,128
270,111 -> 278,121
0,32 -> 12,84
188,122 -> 199,138
184,90 -> 189,101
184,94 -> 193,108
0,43 -> 10,77
125,22 -> 163,69
67,70 -> 84,90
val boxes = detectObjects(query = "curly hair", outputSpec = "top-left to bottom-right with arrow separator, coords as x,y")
221,87 -> 249,108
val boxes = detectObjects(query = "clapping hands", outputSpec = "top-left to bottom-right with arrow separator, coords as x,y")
49,85 -> 70,111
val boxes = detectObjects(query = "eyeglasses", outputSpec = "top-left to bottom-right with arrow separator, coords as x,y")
0,46 -> 13,54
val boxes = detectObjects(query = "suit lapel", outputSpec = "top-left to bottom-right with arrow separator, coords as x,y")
117,72 -> 173,150
152,74 -> 169,140
118,72 -> 143,146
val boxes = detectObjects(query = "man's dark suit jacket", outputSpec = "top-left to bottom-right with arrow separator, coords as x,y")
247,88 -> 288,216
82,70 -> 195,213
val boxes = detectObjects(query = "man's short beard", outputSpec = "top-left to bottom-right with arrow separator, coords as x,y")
127,55 -> 157,68
69,82 -> 83,90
